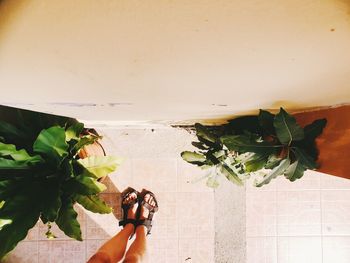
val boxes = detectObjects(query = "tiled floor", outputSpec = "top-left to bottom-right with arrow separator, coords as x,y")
3,128 -> 214,263
246,170 -> 350,263
5,126 -> 350,263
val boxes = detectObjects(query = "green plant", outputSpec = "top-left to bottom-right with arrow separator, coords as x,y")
181,108 -> 326,188
0,109 -> 120,259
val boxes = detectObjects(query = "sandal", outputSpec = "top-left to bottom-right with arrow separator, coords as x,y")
135,189 -> 159,235
119,187 -> 139,239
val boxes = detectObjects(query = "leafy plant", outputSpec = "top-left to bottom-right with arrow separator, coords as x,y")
0,108 -> 120,259
181,108 -> 326,188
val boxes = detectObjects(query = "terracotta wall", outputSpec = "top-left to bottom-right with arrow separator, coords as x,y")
295,105 -> 350,179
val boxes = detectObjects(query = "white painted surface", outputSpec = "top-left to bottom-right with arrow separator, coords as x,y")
1,0 -> 350,122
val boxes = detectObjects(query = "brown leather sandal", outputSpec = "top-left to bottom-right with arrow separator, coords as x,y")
119,187 -> 139,239
135,189 -> 159,235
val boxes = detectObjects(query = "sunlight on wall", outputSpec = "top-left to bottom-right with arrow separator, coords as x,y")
246,170 -> 350,263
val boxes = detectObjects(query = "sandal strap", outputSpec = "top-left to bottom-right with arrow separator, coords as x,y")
119,218 -> 137,227
135,189 -> 159,236
138,190 -> 159,211
120,187 -> 139,239
137,219 -> 153,235
119,219 -> 138,240
142,202 -> 158,213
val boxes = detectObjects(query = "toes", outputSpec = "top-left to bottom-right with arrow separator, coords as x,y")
123,192 -> 137,204
144,194 -> 156,208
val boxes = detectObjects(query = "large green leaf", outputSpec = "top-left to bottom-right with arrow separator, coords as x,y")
0,142 -> 43,164
273,108 -> 304,145
64,175 -> 106,195
220,163 -> 243,186
75,195 -> 112,214
0,121 -> 27,142
0,208 -> 40,259
0,168 -> 32,180
181,151 -> 207,165
264,155 -> 282,169
56,200 -> 82,241
0,180 -> 21,200
258,109 -> 275,135
194,123 -> 217,143
255,158 -> 290,187
33,126 -> 69,164
40,178 -> 62,223
191,141 -> 209,150
221,134 -> 280,154
65,122 -> 84,142
244,153 -> 269,172
62,159 -> 74,178
0,181 -> 42,259
0,158 -> 32,169
73,135 -> 99,153
77,156 -> 120,179
0,201 -> 11,230
284,161 -> 306,182
0,218 -> 12,230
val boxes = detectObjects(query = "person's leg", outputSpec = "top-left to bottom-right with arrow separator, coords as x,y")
88,190 -> 139,263
122,226 -> 147,263
87,224 -> 134,263
123,194 -> 157,263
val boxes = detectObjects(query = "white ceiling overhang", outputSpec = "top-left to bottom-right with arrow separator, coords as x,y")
0,0 -> 349,124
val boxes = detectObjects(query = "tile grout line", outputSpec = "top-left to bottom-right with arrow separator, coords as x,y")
275,184 -> 279,263
320,178 -> 324,263
37,226 -> 39,263
245,186 -> 247,263
85,213 -> 88,261
176,159 -> 180,263
247,234 -> 350,238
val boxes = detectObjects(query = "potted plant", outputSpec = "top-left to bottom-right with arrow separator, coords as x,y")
0,106 -> 120,260
181,108 -> 326,188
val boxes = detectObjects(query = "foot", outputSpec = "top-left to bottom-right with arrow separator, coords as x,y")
135,190 -> 159,235
122,191 -> 138,221
138,193 -> 157,221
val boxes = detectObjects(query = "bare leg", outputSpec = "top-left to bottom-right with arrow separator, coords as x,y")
87,224 -> 134,263
123,194 -> 157,263
88,191 -> 138,263
123,226 -> 147,263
